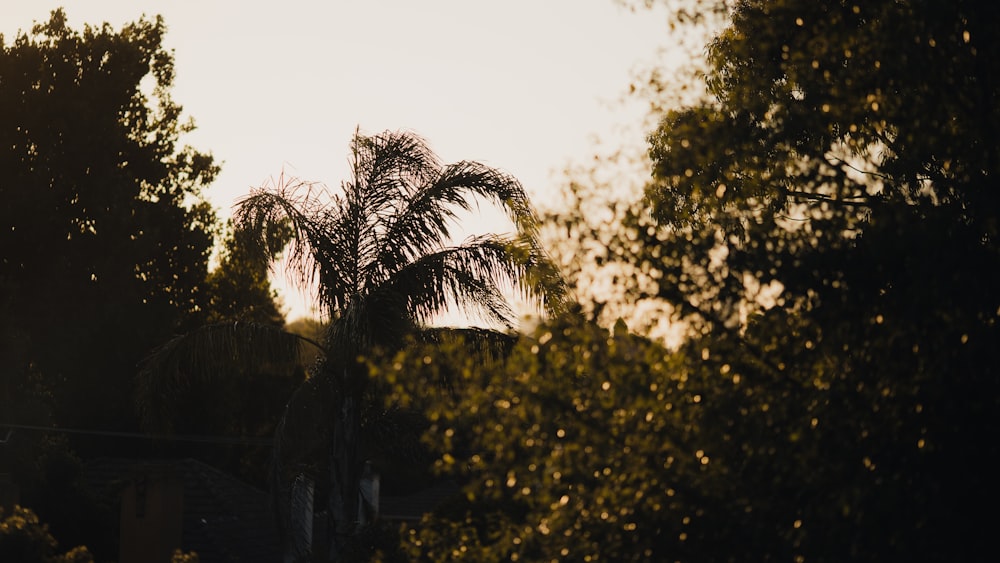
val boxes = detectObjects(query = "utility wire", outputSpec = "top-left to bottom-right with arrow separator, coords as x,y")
0,423 -> 273,447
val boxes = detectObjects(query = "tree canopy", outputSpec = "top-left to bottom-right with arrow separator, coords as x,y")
389,0 -> 1000,561
378,313 -> 707,562
138,129 -> 565,561
644,12 -> 1000,556
0,11 -> 295,556
200,221 -> 290,327
235,132 -> 564,365
0,505 -> 93,563
0,9 -> 219,437
645,0 -> 998,559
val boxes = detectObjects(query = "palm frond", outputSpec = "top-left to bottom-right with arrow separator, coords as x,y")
379,235 -> 546,328
136,321 -> 325,430
437,160 -> 539,237
227,129 -> 566,365
219,130 -> 567,560
366,161 -> 529,285
417,326 -> 517,359
234,177 -> 356,315
412,327 -> 518,395
325,295 -> 418,367
406,233 -> 566,322
510,231 -> 569,317
350,130 -> 440,218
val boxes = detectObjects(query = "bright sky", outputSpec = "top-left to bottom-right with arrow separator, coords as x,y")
5,1 -> 675,321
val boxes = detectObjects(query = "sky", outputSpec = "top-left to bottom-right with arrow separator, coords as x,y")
5,1 -> 677,321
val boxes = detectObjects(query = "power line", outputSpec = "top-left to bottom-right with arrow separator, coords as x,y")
0,423 -> 273,446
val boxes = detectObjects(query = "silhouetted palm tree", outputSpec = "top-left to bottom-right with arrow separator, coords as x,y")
141,130 -> 563,561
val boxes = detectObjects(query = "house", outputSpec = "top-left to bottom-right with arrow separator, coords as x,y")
379,480 -> 461,524
84,457 -> 461,563
280,466 -> 461,562
84,458 -> 281,563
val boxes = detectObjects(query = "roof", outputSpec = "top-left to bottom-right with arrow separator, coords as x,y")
84,458 -> 281,563
379,480 -> 461,523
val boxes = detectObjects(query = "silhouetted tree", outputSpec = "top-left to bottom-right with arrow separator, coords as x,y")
0,9 -> 218,441
141,129 -> 564,562
405,0 -> 1000,561
200,220 -> 292,327
637,0 -> 1000,560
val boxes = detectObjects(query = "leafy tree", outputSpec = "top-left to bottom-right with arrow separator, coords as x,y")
136,221 -> 299,484
142,129 -> 564,561
145,222 -> 299,488
389,307 -> 956,562
403,0 -> 1000,561
632,0 -> 1000,560
0,505 -> 94,563
0,9 -> 218,439
200,220 -> 291,327
379,313 -> 705,562
6,442 -> 116,562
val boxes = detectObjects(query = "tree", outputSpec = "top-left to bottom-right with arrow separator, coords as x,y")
0,9 -> 219,439
254,2 -> 1000,558
632,0 -> 1000,560
143,129 -> 563,561
378,312 -> 712,562
0,505 -> 94,563
159,222 -> 296,486
199,220 -> 290,327
390,304 -> 966,562
134,222 -> 299,485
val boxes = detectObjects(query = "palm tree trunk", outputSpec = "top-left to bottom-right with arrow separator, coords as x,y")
328,384 -> 362,561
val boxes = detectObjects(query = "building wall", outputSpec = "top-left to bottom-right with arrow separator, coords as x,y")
119,465 -> 184,563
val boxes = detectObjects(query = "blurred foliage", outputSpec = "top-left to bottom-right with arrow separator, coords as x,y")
5,442 -> 116,562
170,548 -> 200,563
0,505 -> 94,563
380,312 -> 914,561
390,0 -> 1000,561
378,312 -> 704,562
641,1 -> 999,559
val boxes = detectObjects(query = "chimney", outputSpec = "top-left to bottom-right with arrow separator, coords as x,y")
0,473 -> 19,514
119,463 -> 184,563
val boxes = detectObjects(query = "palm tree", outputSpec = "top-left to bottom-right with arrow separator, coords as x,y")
143,130 -> 563,561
